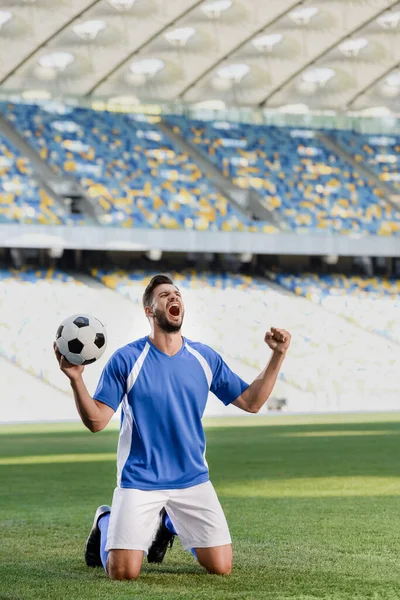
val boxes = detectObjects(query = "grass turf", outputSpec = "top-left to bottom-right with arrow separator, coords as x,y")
1,413 -> 400,600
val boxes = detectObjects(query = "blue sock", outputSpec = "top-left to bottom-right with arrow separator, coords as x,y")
98,513 -> 110,573
164,513 -> 177,535
164,512 -> 197,559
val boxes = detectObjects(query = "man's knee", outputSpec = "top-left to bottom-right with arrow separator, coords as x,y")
108,563 -> 141,580
195,545 -> 233,575
107,549 -> 143,581
206,559 -> 232,575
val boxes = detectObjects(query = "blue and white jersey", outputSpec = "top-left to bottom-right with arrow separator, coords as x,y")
93,336 -> 249,490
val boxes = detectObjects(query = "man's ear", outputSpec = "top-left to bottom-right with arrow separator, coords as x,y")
144,305 -> 153,317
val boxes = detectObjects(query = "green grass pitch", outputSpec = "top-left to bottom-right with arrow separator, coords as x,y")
1,413 -> 400,600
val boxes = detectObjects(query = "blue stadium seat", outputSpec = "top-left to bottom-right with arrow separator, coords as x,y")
271,271 -> 400,343
1,103 -> 276,233
0,133 -> 66,225
166,116 -> 400,235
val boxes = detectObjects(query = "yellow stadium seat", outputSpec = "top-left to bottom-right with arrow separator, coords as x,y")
64,161 -> 76,172
221,221 -> 233,232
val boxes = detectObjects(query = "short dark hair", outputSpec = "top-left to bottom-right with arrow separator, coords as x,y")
142,274 -> 175,309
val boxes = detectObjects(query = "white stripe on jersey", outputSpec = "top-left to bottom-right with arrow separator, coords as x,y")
127,342 -> 150,394
185,342 -> 212,388
186,342 -> 211,470
116,342 -> 150,487
116,394 -> 132,487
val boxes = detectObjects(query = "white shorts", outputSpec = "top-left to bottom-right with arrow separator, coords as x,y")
106,481 -> 231,553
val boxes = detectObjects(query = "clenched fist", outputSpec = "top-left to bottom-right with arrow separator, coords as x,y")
265,327 -> 291,355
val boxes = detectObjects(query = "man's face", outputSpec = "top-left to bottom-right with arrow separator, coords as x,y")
148,283 -> 185,333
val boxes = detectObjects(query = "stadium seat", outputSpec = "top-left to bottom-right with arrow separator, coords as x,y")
1,103 -> 276,233
271,271 -> 400,344
331,131 -> 400,199
1,266 -> 398,412
0,133 -> 66,225
165,117 -> 400,235
91,268 -> 400,409
0,268 -> 138,395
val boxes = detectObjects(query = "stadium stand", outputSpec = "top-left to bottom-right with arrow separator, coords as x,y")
0,133 -> 65,225
0,266 -> 398,414
92,268 -> 400,411
0,356 -> 75,423
3,101 -> 399,236
271,271 -> 400,345
0,268 -> 139,397
1,103 -> 276,233
166,117 -> 400,235
0,267 -> 261,419
331,131 -> 400,208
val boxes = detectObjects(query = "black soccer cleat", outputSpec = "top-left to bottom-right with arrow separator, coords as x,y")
147,508 -> 175,564
84,505 -> 111,568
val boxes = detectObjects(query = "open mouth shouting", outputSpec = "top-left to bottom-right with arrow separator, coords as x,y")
168,303 -> 181,318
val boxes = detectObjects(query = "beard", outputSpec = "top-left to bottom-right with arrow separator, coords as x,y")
153,307 -> 183,334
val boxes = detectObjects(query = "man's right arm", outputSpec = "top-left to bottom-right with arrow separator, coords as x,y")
54,343 -> 115,432
70,375 -> 115,432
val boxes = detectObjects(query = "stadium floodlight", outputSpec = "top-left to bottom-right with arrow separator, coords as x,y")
109,95 -> 140,105
386,71 -> 400,87
380,84 -> 399,98
362,106 -> 392,117
338,38 -> 368,57
73,20 -> 106,41
324,255 -> 339,265
302,67 -> 335,86
108,0 -> 136,11
240,252 -> 253,263
146,249 -> 162,261
289,7 -> 319,25
129,58 -> 165,77
277,103 -> 310,113
377,10 -> 400,29
192,100 -> 226,110
217,63 -> 250,82
0,10 -> 12,28
201,0 -> 232,19
252,33 -> 283,52
39,52 -> 75,71
48,247 -> 64,259
21,90 -> 51,101
164,27 -> 195,47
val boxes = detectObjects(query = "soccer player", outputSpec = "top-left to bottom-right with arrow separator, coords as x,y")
54,274 -> 291,580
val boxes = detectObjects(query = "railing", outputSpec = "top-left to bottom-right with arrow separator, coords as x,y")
1,91 -> 399,134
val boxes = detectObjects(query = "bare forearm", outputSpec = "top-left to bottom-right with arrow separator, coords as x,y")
70,376 -> 106,432
238,351 -> 286,413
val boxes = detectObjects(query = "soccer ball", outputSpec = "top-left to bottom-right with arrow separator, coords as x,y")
55,314 -> 107,366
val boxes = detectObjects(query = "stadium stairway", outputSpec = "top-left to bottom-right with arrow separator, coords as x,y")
0,113 -> 100,224
317,131 -> 400,214
159,119 -> 286,231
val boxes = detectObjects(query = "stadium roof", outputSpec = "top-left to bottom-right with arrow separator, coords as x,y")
1,0 -> 400,115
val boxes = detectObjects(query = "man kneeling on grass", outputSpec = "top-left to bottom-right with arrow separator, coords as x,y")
54,274 -> 291,580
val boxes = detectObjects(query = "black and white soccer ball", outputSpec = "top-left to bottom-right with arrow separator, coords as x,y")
55,314 -> 107,366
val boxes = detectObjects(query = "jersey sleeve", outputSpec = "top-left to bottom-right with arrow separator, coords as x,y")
209,350 -> 249,406
93,351 -> 127,411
